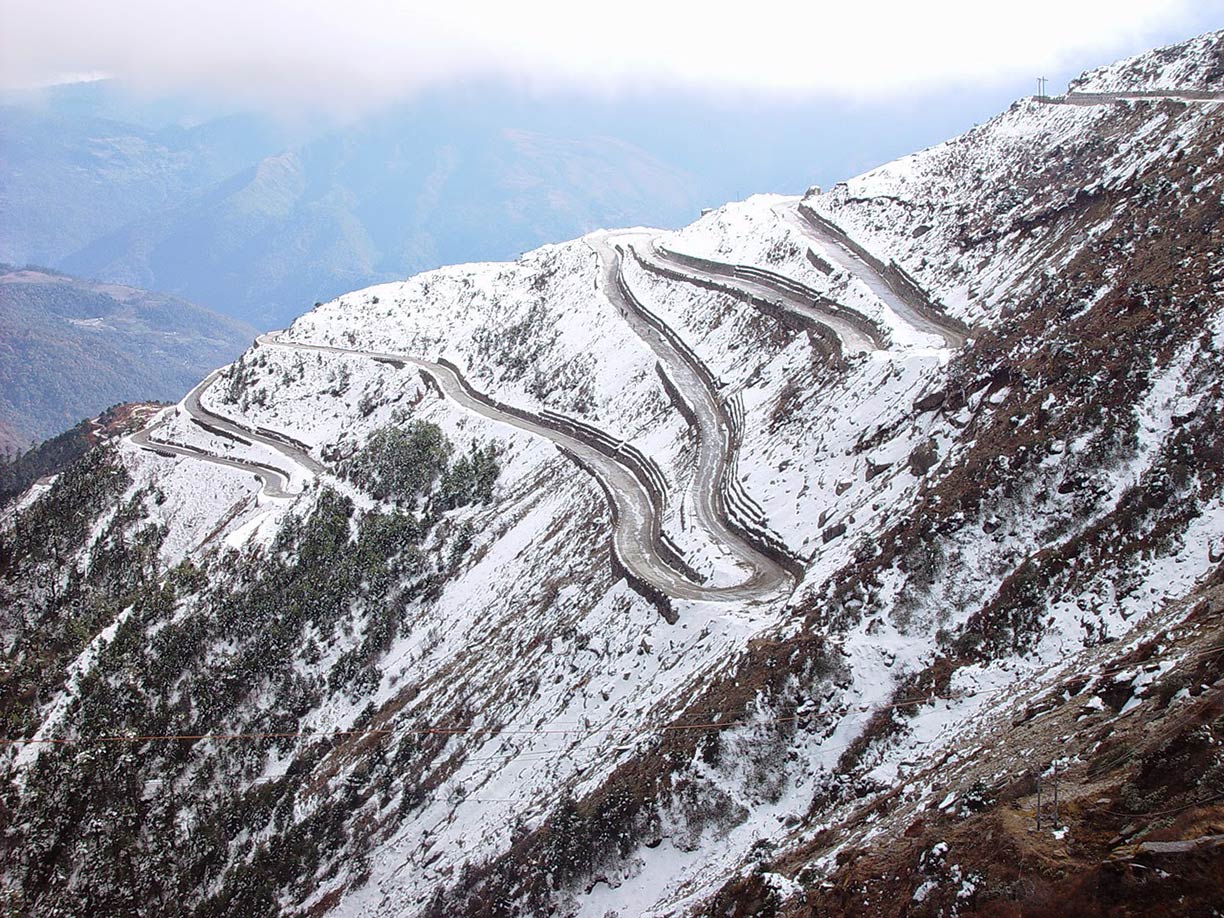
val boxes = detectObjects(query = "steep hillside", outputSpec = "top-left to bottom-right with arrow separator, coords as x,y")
0,267 -> 254,447
0,419 -> 21,458
2,30 -> 1223,917
0,402 -> 162,506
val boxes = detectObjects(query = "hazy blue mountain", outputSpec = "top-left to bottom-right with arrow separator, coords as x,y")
3,80 -> 1026,328
0,266 -> 255,448
0,102 -> 297,268
59,117 -> 701,326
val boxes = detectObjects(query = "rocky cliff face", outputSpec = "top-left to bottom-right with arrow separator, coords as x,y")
2,31 -> 1223,917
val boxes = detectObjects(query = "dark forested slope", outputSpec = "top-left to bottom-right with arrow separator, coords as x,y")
0,267 -> 253,448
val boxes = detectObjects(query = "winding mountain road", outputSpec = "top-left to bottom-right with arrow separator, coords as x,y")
184,372 -> 325,478
128,210 -> 927,606
128,379 -> 300,500
256,332 -> 793,604
130,319 -> 794,605
130,195 -> 969,605
587,232 -> 794,592
774,198 -> 968,348
634,236 -> 883,354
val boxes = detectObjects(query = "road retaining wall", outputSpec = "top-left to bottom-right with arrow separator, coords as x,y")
613,260 -> 807,582
796,203 -> 969,337
627,245 -> 842,358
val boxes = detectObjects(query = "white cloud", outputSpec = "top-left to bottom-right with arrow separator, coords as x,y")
0,0 -> 1214,110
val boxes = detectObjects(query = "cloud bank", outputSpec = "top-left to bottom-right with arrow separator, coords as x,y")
0,0 -> 1212,111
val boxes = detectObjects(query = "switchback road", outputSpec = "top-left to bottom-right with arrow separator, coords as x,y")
775,199 -> 967,348
128,233 -> 849,605
256,331 -> 794,604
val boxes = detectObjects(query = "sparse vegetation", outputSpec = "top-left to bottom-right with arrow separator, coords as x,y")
0,413 -> 502,912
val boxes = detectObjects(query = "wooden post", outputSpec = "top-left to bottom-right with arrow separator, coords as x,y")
1053,760 -> 1060,829
1036,768 -> 1042,831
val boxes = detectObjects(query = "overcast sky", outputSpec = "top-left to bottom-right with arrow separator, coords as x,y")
2,0 -> 1221,112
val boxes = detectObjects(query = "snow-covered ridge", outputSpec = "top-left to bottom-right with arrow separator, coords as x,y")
1070,29 -> 1224,93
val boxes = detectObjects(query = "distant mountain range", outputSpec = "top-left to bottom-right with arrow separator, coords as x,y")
55,119 -> 698,328
0,104 -> 292,269
1,79 -> 1025,329
0,266 -> 254,451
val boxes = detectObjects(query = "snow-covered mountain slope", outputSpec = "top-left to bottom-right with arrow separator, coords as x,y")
3,29 -> 1224,918
1069,29 -> 1224,93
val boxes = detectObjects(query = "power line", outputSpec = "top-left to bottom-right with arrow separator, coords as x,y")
0,692 -> 980,749
10,613 -> 1212,752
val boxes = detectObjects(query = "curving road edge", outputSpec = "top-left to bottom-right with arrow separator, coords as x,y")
590,233 -> 807,582
124,238 -> 828,614
632,237 -> 885,355
128,376 -> 302,501
255,332 -> 797,610
775,198 -> 969,349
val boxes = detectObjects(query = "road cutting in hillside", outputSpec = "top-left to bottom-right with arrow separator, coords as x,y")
588,232 -> 798,587
128,384 -> 300,501
775,198 -> 968,348
126,229 -> 848,606
254,331 -> 795,605
631,233 -> 883,354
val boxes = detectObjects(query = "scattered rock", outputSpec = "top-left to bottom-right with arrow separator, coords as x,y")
908,440 -> 939,476
1119,834 -> 1224,858
865,459 -> 892,481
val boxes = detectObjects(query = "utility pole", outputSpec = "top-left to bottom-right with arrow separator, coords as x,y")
1036,76 -> 1048,101
1053,760 -> 1060,828
1035,767 -> 1042,831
